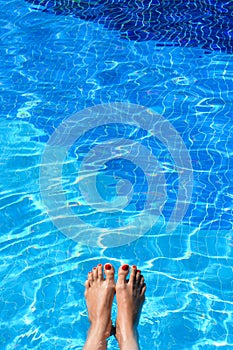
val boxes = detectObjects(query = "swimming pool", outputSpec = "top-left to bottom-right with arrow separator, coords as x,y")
1,0 -> 233,348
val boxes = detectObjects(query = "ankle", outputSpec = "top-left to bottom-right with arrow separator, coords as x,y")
83,327 -> 107,350
116,324 -> 138,347
117,333 -> 139,350
83,337 -> 107,350
88,324 -> 107,339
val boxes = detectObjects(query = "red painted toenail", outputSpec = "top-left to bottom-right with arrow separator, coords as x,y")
122,264 -> 129,271
105,264 -> 111,270
136,270 -> 141,273
98,264 -> 102,266
132,265 -> 137,269
93,267 -> 97,270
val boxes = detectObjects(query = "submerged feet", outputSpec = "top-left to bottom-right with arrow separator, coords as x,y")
83,263 -> 146,350
83,263 -> 115,350
116,265 -> 146,350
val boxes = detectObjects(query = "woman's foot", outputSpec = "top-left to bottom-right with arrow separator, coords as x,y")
83,263 -> 115,350
115,264 -> 146,350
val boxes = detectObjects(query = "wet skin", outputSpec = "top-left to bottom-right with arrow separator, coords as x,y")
83,263 -> 146,350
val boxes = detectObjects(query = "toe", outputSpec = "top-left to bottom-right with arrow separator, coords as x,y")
88,271 -> 94,285
84,280 -> 90,291
84,280 -> 89,298
92,267 -> 98,280
139,276 -> 145,290
140,283 -> 146,297
135,269 -> 141,285
117,264 -> 129,284
104,263 -> 115,282
140,276 -> 146,296
97,263 -> 104,281
129,265 -> 137,285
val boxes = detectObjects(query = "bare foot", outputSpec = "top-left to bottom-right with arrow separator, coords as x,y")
83,263 -> 115,350
115,264 -> 146,350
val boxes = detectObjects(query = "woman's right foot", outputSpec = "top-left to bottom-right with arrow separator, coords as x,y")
83,263 -> 115,350
115,264 -> 146,350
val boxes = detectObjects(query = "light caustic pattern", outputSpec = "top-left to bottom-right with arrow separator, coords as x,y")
39,103 -> 193,247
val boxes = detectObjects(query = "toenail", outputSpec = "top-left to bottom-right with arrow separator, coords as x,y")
98,264 -> 102,266
122,264 -> 129,271
88,271 -> 92,274
93,267 -> 97,270
105,264 -> 112,270
136,269 -> 141,273
132,265 -> 137,269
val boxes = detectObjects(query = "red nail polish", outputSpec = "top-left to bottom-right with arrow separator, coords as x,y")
136,270 -> 141,273
93,267 -> 97,270
132,265 -> 137,269
98,264 -> 102,266
122,264 -> 129,271
105,264 -> 111,270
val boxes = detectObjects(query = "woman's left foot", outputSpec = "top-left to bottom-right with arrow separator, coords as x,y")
84,263 -> 115,340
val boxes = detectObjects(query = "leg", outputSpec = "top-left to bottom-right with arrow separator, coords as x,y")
83,263 -> 115,350
115,264 -> 146,350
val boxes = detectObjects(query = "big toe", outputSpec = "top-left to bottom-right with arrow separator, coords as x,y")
117,264 -> 129,284
104,263 -> 115,283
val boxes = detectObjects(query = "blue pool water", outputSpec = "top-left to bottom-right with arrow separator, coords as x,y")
1,0 -> 233,348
